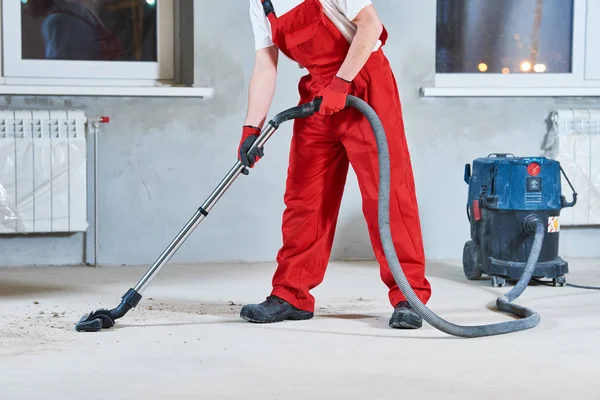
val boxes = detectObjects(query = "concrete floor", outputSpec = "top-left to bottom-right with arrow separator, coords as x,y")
1,259 -> 599,400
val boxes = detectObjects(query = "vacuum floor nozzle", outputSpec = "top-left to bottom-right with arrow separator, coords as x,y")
75,288 -> 141,332
75,309 -> 116,332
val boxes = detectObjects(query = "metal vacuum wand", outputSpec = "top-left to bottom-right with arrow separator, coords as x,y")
134,124 -> 278,294
74,103 -> 309,332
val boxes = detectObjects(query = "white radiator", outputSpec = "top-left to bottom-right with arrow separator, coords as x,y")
547,109 -> 600,226
0,110 -> 87,234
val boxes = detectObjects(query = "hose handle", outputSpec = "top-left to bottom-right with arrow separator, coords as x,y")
269,95 -> 362,126
270,97 -> 324,126
559,165 -> 577,208
294,95 -> 352,117
294,96 -> 324,118
313,96 -> 324,113
487,153 -> 515,158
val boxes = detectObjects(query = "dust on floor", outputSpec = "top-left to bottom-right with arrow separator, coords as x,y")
1,260 -> 599,400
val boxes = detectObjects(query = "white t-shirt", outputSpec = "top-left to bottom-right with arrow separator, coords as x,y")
249,0 -> 380,52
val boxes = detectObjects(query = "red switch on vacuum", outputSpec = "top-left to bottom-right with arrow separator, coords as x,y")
527,162 -> 541,176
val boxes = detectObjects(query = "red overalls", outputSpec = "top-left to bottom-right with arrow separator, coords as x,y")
262,0 -> 432,311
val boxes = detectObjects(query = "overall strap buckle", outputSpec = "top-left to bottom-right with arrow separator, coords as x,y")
261,0 -> 276,17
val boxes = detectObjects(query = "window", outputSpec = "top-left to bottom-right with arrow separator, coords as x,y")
0,1 -> 211,97
424,0 -> 600,96
436,0 -> 573,74
3,0 -> 172,84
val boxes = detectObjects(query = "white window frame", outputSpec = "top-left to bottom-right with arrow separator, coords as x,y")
422,0 -> 600,97
0,1 -> 213,97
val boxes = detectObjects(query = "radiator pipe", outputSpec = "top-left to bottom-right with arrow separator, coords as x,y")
87,116 -> 109,267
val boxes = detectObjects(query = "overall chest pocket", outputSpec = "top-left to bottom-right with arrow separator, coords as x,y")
282,18 -> 330,60
283,19 -> 321,49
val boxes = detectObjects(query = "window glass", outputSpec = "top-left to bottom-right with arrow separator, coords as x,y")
21,0 -> 157,62
436,0 -> 574,74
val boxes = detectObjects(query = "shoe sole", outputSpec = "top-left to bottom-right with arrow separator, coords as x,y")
240,310 -> 314,324
389,320 -> 422,329
389,311 -> 423,329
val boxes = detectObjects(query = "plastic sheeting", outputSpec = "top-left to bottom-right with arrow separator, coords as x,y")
545,109 -> 600,226
0,110 -> 87,234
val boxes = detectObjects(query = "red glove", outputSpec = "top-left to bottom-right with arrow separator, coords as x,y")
238,125 -> 263,167
318,76 -> 351,116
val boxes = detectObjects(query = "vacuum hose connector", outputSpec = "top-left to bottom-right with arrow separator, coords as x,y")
343,95 -> 543,337
523,215 -> 544,236
494,216 -> 544,317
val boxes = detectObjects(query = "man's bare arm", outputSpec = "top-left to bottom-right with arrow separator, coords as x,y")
335,5 -> 383,82
244,46 -> 279,128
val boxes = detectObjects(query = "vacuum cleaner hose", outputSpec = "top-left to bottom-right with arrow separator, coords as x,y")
73,93 -> 547,335
343,95 -> 543,337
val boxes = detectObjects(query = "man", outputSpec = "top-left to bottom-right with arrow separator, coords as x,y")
238,0 -> 432,329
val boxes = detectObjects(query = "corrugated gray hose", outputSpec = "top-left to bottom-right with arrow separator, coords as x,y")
346,95 -> 543,338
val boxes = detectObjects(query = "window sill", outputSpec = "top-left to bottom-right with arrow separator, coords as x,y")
420,86 -> 600,98
0,84 -> 215,98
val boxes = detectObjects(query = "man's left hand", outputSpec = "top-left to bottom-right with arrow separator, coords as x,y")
318,76 -> 351,116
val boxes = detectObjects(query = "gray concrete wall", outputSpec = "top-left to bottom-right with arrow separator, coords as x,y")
1,0 -> 599,267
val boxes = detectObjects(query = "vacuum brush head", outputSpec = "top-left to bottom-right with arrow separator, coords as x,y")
74,288 -> 142,332
75,309 -> 115,332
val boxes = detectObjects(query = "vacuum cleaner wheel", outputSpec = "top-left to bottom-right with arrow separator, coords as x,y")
462,240 -> 482,280
491,275 -> 506,287
552,275 -> 566,287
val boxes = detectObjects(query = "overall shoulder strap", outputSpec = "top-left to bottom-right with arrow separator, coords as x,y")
260,0 -> 276,19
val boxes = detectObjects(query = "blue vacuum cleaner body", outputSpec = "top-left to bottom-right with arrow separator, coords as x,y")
463,154 -> 577,287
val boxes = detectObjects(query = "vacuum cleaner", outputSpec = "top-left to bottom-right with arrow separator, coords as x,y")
463,154 -> 600,292
463,154 -> 577,287
76,96 -> 555,338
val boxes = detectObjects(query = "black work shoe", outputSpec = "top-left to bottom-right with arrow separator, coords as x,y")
389,301 -> 422,329
240,295 -> 314,323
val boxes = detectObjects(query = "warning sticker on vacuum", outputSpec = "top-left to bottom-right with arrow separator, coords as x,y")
548,217 -> 560,233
